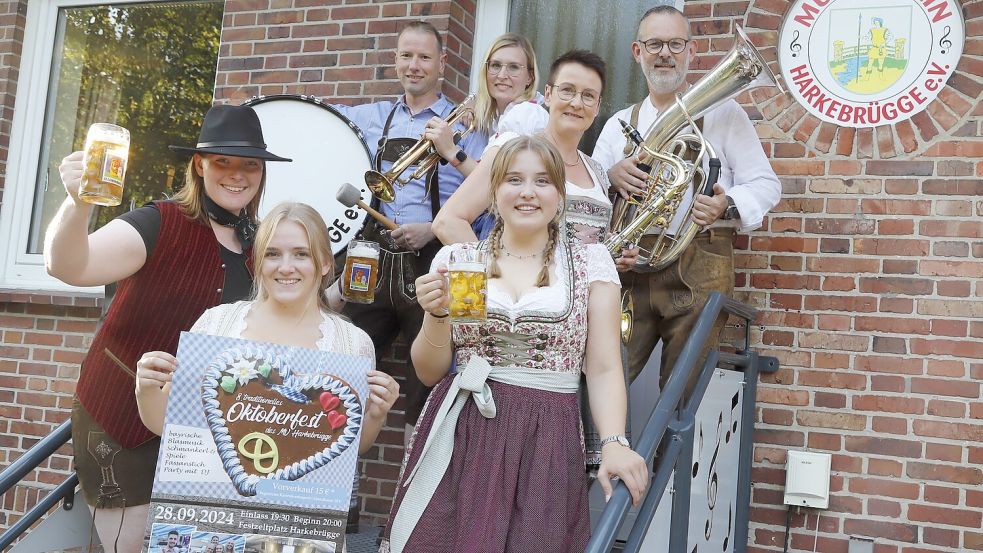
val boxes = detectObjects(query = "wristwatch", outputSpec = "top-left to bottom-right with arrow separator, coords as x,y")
722,196 -> 739,220
600,434 -> 631,448
449,148 -> 468,168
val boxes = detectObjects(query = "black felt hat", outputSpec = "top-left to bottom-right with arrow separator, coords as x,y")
169,104 -> 291,162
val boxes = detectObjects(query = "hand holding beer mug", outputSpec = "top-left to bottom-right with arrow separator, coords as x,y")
448,248 -> 487,324
79,123 -> 130,206
342,240 -> 380,304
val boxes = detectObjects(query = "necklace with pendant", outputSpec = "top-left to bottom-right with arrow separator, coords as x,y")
502,246 -> 540,260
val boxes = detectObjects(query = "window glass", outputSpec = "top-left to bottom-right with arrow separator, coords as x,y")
28,1 -> 223,253
508,0 -> 679,151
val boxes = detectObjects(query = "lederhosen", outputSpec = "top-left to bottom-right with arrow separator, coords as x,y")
342,103 -> 448,528
617,102 -> 731,393
342,102 -> 444,426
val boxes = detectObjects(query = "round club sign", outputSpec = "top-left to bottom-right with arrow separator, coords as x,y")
778,0 -> 964,128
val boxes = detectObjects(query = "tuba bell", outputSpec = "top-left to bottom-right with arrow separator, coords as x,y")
604,25 -> 782,271
364,94 -> 476,203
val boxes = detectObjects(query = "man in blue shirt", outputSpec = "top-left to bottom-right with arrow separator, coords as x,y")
333,21 -> 484,434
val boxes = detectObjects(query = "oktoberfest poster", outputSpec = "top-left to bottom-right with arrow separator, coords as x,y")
143,332 -> 369,553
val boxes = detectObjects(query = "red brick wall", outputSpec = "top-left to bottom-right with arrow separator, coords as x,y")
213,0 -> 476,104
0,0 -> 27,204
0,292 -> 101,529
683,1 -> 983,551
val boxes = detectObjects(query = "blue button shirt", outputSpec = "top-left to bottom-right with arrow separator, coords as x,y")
333,95 -> 486,225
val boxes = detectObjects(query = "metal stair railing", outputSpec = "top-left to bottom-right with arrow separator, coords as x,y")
587,291 -> 779,553
0,419 -> 78,550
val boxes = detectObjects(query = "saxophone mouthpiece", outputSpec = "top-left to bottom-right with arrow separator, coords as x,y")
618,119 -> 645,147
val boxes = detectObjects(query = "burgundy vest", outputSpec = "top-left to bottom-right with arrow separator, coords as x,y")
75,201 -> 248,448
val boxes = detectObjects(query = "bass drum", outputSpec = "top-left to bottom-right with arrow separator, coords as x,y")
243,94 -> 374,254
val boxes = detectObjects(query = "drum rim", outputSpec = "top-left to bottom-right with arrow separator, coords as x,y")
241,94 -> 371,161
243,93 -> 374,256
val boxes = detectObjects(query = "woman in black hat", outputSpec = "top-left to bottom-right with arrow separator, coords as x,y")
44,104 -> 289,552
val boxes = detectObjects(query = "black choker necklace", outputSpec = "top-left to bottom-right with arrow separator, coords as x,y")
202,194 -> 256,247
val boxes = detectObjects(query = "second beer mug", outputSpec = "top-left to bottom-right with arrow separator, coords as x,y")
448,248 -> 487,324
342,240 -> 379,304
79,123 -> 130,206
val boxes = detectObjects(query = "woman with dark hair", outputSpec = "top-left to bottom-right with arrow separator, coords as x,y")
380,136 -> 647,553
434,50 -> 622,249
44,104 -> 290,552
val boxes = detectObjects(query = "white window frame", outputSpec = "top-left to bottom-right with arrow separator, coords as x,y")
0,0 -> 199,293
469,0 -> 684,90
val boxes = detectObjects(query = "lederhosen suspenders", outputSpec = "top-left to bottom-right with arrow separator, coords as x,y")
372,103 -> 442,223
622,102 -> 644,158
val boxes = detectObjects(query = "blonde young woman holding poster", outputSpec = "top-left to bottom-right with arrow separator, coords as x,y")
135,203 -> 399,552
135,202 -> 397,451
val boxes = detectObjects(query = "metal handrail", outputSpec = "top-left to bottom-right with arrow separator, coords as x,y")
586,292 -> 762,553
0,420 -> 73,496
0,474 -> 79,551
0,419 -> 76,550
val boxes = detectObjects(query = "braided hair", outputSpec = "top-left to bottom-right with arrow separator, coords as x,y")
486,135 -> 567,287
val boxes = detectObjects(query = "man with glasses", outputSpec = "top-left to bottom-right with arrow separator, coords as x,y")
593,5 -> 780,392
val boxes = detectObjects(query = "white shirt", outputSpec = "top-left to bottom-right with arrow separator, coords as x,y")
592,96 -> 781,233
492,101 -> 550,138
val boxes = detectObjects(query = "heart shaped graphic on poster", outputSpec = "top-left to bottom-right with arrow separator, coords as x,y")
201,345 -> 363,496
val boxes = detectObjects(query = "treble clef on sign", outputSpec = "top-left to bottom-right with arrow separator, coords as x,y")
790,30 -> 802,58
939,26 -> 952,55
704,414 -> 724,541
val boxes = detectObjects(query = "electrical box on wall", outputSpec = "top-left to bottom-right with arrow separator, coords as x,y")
783,450 -> 831,508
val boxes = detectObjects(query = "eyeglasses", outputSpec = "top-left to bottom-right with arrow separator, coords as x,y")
548,83 -> 600,107
486,61 -> 527,77
637,38 -> 689,55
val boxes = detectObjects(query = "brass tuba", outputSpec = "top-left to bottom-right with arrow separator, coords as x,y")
364,94 -> 476,203
604,26 -> 782,272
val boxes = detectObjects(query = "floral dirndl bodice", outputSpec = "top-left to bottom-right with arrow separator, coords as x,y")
431,239 -> 619,376
564,155 -> 613,245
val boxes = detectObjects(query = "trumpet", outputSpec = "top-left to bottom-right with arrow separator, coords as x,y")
364,94 -> 476,203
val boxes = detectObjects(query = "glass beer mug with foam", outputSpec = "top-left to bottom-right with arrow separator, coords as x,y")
342,240 -> 380,304
448,248 -> 487,324
79,123 -> 130,206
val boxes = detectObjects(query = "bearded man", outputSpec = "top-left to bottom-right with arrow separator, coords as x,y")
592,5 -> 780,392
